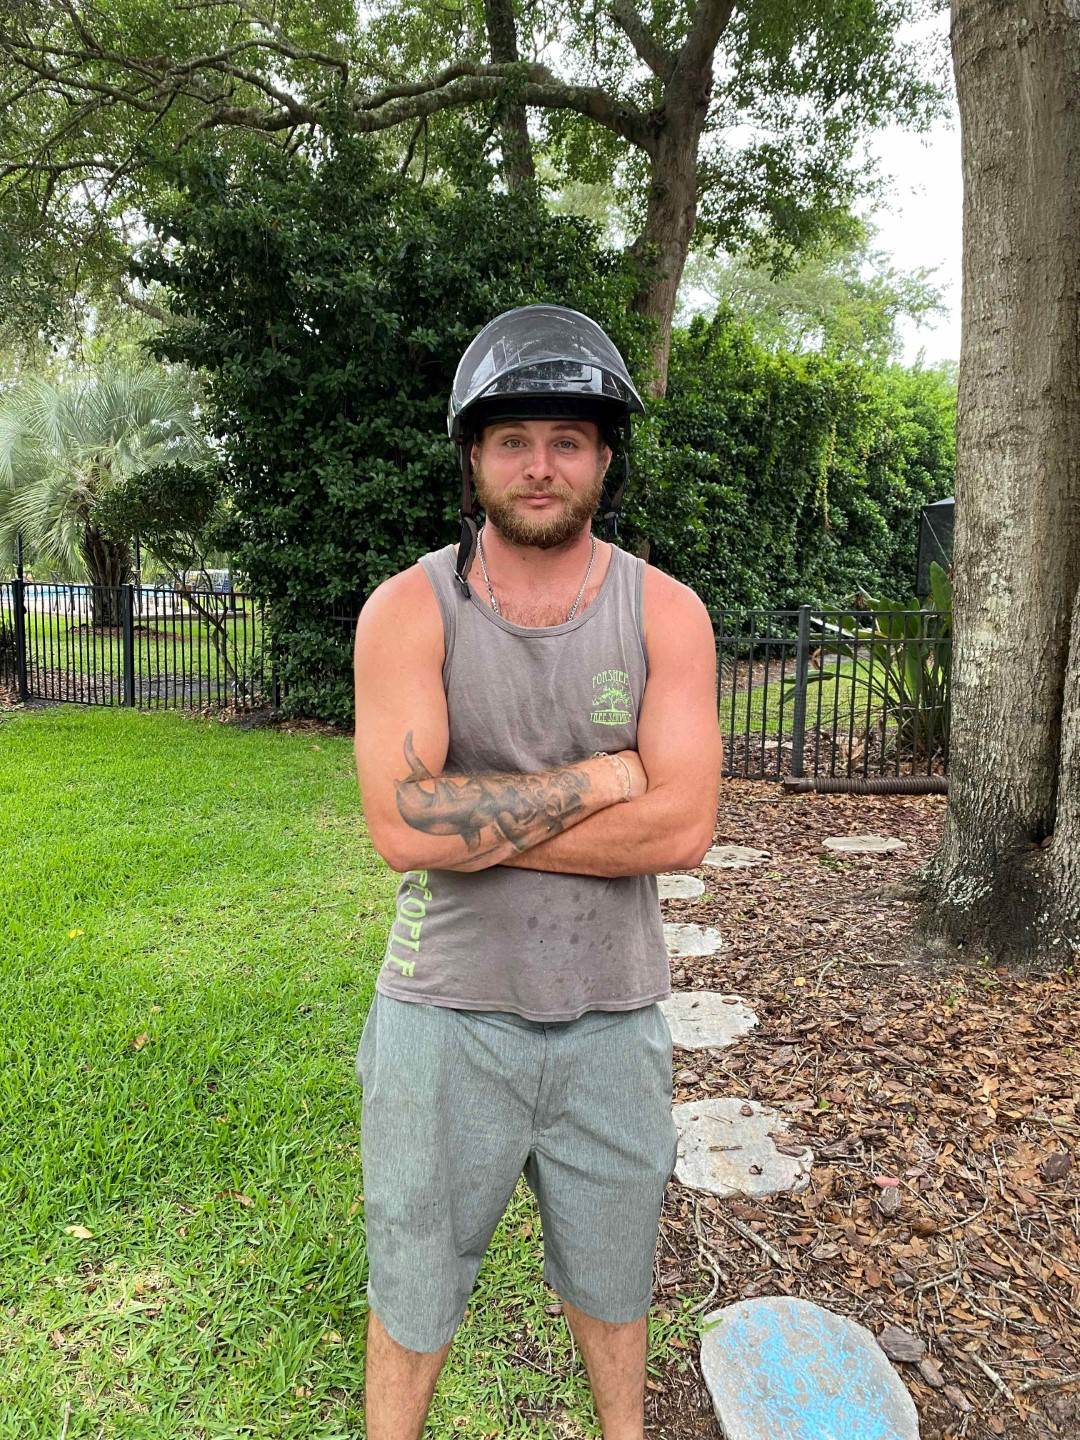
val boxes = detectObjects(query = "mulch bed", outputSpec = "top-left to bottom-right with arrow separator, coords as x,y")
643,780 -> 1078,1440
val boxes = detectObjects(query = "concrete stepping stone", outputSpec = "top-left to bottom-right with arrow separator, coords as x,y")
703,845 -> 770,868
823,833 -> 907,855
663,923 -> 726,959
672,1098 -> 813,1198
660,992 -> 757,1050
700,1296 -> 920,1440
657,873 -> 706,901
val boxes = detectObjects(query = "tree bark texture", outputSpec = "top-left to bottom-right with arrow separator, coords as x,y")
915,1 -> 1080,966
629,0 -> 734,391
482,0 -> 536,190
630,116 -> 705,393
83,524 -> 131,628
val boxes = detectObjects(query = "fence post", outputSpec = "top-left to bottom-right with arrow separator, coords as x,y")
790,604 -> 811,779
12,576 -> 29,702
121,583 -> 136,708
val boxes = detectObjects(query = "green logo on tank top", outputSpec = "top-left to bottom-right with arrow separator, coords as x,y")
591,668 -> 632,726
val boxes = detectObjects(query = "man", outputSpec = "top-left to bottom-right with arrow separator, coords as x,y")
352,305 -> 722,1440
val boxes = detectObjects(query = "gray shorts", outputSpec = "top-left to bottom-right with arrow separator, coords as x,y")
354,991 -> 678,1354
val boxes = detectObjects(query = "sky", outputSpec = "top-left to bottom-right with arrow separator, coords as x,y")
863,134 -> 962,361
856,9 -> 962,365
672,9 -> 963,366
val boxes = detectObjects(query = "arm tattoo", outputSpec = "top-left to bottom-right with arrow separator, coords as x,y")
394,731 -> 592,854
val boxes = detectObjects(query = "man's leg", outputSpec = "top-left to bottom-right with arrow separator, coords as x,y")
562,1300 -> 648,1440
364,1308 -> 454,1440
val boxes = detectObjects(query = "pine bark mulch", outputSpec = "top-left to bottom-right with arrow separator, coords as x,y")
645,780 -> 1078,1440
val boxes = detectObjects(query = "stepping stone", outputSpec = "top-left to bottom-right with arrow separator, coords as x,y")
660,992 -> 757,1050
657,873 -> 706,901
700,1296 -> 920,1440
672,1098 -> 813,1198
703,845 -> 770,869
664,923 -> 726,959
823,833 -> 907,855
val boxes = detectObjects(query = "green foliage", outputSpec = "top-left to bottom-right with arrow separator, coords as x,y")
139,136 -> 652,723
628,309 -> 956,613
679,217 -> 949,365
0,367 -> 210,584
93,460 -> 229,582
0,0 -> 945,358
784,560 -> 953,755
134,134 -> 956,724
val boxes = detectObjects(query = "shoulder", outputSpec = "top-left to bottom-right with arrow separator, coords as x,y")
641,562 -> 714,656
354,558 -> 445,656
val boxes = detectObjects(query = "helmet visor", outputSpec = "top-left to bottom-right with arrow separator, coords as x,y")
449,305 -> 644,438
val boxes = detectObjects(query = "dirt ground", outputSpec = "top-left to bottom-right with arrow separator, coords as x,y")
642,780 -> 1078,1440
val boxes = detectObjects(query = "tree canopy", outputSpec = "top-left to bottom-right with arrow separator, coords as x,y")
0,0 -> 950,382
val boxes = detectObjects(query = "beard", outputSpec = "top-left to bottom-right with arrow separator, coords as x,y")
472,461 -> 606,549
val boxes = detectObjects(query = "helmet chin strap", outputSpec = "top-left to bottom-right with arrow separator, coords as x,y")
597,419 -> 631,541
455,441 -> 480,597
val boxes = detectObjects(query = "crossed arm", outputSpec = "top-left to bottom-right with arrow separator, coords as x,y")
353,563 -> 722,878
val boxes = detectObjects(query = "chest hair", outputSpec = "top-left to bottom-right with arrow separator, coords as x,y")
491,583 -> 604,628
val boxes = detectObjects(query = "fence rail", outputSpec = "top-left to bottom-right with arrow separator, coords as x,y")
0,579 -> 275,712
1,580 -> 950,780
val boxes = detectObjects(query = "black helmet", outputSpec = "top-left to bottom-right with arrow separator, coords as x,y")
449,304 -> 645,595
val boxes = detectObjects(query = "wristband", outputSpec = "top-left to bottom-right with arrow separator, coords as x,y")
593,750 -> 632,803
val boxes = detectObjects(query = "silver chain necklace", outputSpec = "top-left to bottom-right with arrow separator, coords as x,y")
476,526 -> 597,622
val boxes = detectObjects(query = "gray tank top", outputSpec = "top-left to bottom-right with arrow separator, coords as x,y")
373,541 -> 670,1022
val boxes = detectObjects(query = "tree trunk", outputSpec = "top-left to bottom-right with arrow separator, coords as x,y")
483,0 -> 535,190
630,118 -> 702,394
628,9 -> 722,394
83,524 -> 132,628
912,1 -> 1080,967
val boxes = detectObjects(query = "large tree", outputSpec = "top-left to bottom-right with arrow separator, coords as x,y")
0,0 -> 946,386
908,0 -> 1080,967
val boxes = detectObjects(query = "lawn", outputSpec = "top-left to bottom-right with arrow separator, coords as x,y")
0,706 -> 705,1439
15,606 -> 267,692
720,649 -> 948,758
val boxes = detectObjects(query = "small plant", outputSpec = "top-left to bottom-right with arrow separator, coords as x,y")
785,560 -> 952,757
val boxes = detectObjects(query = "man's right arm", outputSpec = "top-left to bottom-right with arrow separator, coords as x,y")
352,565 -> 633,873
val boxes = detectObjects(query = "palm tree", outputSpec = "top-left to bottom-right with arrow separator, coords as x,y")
0,368 -> 210,626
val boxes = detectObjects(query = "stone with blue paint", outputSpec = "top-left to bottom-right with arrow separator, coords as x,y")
699,1296 -> 920,1440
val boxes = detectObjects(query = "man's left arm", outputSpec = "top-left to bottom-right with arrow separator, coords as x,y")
500,569 -> 723,877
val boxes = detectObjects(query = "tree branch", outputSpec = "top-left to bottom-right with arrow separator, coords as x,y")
114,279 -> 171,324
677,0 -> 738,78
352,63 -> 655,153
609,0 -> 675,81
0,38 -> 655,173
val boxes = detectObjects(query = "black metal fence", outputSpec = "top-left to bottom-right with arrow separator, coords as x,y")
1,580 -> 950,780
711,605 -> 950,781
0,579 -> 276,711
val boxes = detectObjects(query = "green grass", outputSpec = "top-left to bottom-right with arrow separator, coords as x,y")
17,608 -> 266,687
720,656 -> 878,740
0,707 -> 706,1438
